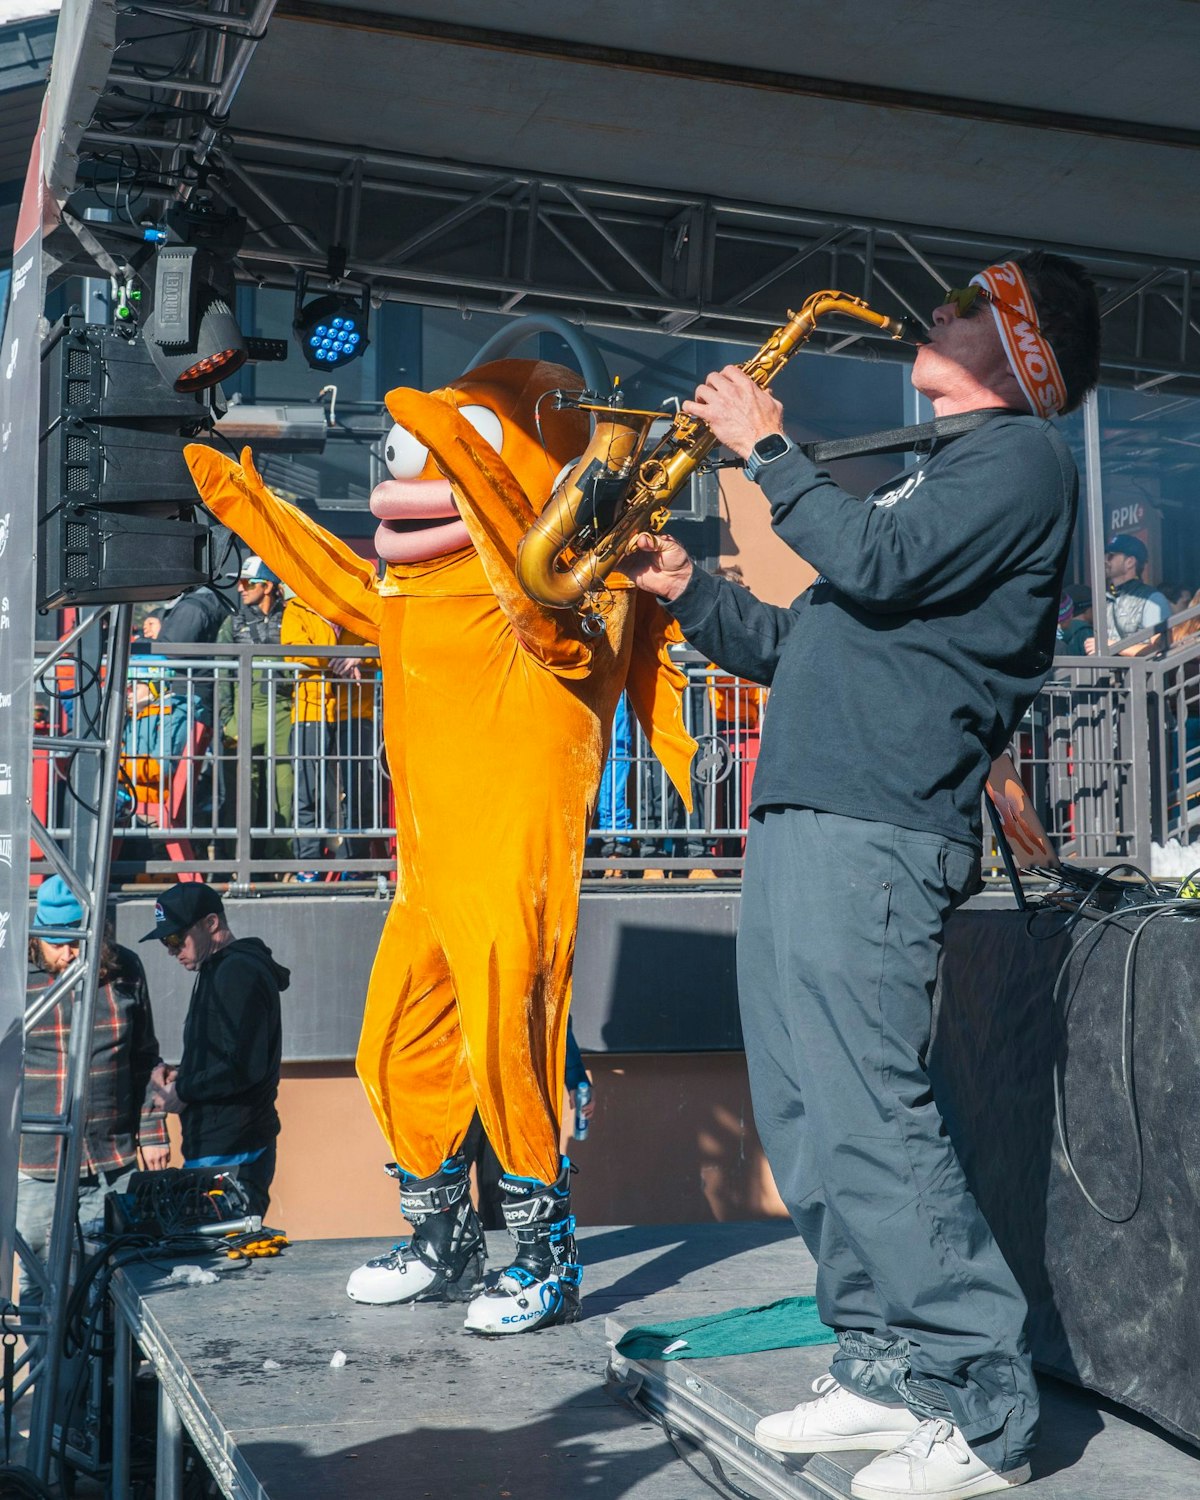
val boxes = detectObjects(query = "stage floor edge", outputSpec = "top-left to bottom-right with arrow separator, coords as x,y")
107,1224 -> 1198,1500
604,1314 -> 1200,1500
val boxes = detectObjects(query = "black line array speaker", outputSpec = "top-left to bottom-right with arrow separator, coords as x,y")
38,320 -> 215,609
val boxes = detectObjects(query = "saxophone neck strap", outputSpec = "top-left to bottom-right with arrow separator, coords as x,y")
799,408 -> 1018,465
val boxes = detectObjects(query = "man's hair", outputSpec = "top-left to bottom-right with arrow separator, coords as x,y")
29,928 -> 122,984
1015,251 -> 1101,415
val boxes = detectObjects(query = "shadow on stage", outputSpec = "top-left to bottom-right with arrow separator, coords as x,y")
239,1389 -> 687,1499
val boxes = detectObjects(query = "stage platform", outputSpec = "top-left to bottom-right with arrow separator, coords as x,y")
109,1224 -> 1199,1500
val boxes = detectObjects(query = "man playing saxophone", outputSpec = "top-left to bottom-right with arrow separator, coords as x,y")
625,253 -> 1101,1500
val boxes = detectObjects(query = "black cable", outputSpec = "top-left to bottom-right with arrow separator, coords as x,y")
114,15 -> 250,44
56,761 -> 102,822
36,645 -> 104,819
1049,890 -> 1192,1222
1,1312 -> 16,1466
116,26 -> 205,81
656,1418 -> 765,1500
76,148 -> 157,229
52,1221 -> 247,1490
104,87 -> 212,124
1024,858 -> 1163,941
0,1463 -> 56,1498
607,1363 -> 766,1499
37,657 -> 102,706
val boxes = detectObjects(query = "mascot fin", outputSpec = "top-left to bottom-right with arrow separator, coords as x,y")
184,444 -> 384,643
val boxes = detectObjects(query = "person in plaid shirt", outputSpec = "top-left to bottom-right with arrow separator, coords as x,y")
18,878 -> 170,1290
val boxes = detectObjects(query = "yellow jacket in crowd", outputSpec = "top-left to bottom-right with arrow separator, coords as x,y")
281,597 -> 375,723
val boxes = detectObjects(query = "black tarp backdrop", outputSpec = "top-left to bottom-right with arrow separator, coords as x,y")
933,907 -> 1200,1450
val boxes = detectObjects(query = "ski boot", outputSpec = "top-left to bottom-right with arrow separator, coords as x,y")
463,1159 -> 582,1334
346,1153 -> 486,1305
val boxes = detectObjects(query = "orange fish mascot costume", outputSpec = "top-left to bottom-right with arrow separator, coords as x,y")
184,359 -> 695,1333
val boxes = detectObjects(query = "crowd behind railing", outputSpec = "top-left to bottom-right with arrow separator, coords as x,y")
30,561 -> 1200,887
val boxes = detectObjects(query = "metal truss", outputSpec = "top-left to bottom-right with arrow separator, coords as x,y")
54,2 -> 1200,397
9,607 -> 134,1481
220,139 -> 1200,387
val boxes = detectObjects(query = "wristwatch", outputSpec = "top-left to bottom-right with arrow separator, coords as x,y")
744,432 -> 794,484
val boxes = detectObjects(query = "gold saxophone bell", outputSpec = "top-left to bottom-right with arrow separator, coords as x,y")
516,292 -> 910,619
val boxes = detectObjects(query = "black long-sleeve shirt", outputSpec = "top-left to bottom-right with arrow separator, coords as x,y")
668,412 -> 1077,846
176,937 -> 289,1161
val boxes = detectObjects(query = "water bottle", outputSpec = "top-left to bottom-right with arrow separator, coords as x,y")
573,1080 -> 592,1141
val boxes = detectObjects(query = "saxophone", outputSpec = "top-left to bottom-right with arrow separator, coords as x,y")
516,291 -> 911,626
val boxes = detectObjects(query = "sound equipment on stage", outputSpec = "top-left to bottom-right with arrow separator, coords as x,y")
37,317 -> 215,609
104,1167 -> 253,1240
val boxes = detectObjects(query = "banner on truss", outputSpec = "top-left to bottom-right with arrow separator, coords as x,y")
0,97 -> 50,1300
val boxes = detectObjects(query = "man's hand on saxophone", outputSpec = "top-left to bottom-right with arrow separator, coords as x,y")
681,365 -> 786,460
627,363 -> 790,603
623,532 -> 694,603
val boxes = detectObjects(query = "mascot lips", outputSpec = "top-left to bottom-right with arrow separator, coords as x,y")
369,475 -> 471,564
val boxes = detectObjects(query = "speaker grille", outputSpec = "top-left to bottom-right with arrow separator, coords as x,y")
67,347 -> 92,378
67,379 -> 90,407
67,434 -> 90,463
65,519 -> 90,549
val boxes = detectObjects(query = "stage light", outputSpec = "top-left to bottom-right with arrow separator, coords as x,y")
144,243 -> 247,393
293,273 -> 371,370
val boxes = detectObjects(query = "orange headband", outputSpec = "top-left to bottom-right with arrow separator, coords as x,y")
970,262 -> 1067,419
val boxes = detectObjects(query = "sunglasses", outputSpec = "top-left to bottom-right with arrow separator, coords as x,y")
942,285 -> 1043,331
161,925 -> 194,952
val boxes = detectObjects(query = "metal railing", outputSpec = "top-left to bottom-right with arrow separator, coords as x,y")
31,635 -> 1200,888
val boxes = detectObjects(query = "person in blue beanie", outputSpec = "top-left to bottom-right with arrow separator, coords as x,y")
19,877 -> 170,1296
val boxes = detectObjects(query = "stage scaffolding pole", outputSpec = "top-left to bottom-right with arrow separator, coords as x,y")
24,606 -> 133,1478
1082,389 -> 1110,648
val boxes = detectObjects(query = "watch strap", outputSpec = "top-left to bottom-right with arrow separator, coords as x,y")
745,434 -> 794,484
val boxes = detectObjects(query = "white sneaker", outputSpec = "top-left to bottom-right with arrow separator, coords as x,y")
851,1419 -> 1030,1499
755,1375 -> 922,1454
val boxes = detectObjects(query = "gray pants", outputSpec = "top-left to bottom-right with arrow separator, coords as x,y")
738,806 -> 1037,1474
291,720 -> 333,863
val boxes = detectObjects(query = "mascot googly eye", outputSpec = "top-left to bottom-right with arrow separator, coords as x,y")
458,405 -> 504,454
384,422 -> 430,480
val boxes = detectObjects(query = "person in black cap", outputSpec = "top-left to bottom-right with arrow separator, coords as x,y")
1085,535 -> 1170,655
216,555 -> 293,864
144,883 -> 289,1216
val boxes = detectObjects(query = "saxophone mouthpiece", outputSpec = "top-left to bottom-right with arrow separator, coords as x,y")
896,319 -> 930,346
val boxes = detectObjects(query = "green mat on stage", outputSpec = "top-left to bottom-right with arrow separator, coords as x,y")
615,1295 -> 836,1361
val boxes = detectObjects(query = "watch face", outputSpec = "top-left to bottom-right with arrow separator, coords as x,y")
754,433 -> 790,462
